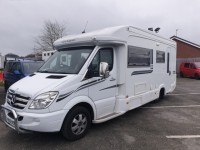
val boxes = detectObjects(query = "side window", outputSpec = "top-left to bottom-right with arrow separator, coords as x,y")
190,63 -> 195,69
184,63 -> 190,68
11,62 -> 21,73
156,51 -> 165,63
128,46 -> 153,67
4,62 -> 13,72
100,48 -> 113,71
88,48 -> 113,77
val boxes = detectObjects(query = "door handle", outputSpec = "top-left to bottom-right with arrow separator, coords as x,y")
110,77 -> 116,81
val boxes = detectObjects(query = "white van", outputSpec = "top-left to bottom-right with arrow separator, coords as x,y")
1,26 -> 176,141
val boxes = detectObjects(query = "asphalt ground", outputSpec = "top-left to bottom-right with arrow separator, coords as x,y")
0,78 -> 200,150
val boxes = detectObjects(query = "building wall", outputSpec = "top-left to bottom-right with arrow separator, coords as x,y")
175,40 -> 200,58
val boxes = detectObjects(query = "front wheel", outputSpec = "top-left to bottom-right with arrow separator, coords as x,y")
61,106 -> 91,141
195,74 -> 200,80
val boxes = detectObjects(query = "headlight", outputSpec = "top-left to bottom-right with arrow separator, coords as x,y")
29,91 -> 59,109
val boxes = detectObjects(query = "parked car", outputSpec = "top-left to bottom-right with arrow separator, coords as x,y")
3,60 -> 44,91
180,62 -> 200,79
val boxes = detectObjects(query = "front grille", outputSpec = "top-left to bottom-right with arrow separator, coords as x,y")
7,91 -> 30,109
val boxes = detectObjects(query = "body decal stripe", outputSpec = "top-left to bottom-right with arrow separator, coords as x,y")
131,70 -> 153,75
56,78 -> 105,102
99,84 -> 121,91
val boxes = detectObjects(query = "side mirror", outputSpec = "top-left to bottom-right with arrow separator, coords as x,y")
99,62 -> 109,78
13,70 -> 21,75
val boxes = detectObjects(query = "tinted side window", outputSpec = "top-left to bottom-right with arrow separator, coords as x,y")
156,51 -> 165,63
100,48 -> 113,71
4,62 -> 13,72
89,48 -> 113,77
11,62 -> 21,73
128,46 -> 153,67
190,63 -> 195,69
184,63 -> 190,68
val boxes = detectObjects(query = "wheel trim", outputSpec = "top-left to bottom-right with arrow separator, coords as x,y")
71,114 -> 87,135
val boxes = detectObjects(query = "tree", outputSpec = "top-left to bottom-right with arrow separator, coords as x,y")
34,20 -> 66,52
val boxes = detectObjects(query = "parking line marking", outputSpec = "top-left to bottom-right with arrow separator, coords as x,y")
142,105 -> 200,109
166,135 -> 200,139
168,93 -> 200,96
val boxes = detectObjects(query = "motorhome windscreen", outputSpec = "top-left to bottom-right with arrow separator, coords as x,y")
38,46 -> 94,74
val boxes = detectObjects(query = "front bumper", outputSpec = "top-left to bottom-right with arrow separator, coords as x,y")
0,105 -> 68,133
0,105 -> 26,133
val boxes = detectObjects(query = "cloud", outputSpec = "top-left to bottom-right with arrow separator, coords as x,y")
0,0 -> 200,56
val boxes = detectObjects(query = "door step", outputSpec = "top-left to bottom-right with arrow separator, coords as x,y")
93,112 -> 125,123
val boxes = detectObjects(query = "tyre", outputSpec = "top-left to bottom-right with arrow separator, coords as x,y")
159,88 -> 165,100
180,72 -> 184,78
61,106 -> 91,141
4,82 -> 9,92
195,74 -> 200,80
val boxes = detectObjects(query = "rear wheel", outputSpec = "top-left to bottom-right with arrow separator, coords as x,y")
61,106 -> 91,141
159,88 -> 165,100
195,74 -> 200,80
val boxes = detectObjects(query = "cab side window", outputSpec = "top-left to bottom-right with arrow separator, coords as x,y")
88,48 -> 113,78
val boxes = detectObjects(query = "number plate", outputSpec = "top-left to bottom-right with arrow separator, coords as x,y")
6,114 -> 15,127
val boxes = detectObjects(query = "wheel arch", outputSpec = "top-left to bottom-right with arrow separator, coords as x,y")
158,84 -> 166,95
63,96 -> 96,121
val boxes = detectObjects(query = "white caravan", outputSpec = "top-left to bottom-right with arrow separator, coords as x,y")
42,50 -> 56,61
1,26 -> 176,141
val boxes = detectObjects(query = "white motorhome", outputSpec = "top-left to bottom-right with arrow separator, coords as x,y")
1,26 -> 176,141
42,50 -> 56,61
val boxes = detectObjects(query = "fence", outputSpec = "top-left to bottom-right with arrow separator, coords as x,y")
176,57 -> 200,74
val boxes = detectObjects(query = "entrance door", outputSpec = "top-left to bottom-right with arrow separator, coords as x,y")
166,47 -> 176,91
87,47 -> 117,118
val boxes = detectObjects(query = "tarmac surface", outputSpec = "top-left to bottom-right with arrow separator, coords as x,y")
0,78 -> 200,150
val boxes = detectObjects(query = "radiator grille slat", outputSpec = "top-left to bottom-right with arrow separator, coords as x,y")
7,91 -> 30,109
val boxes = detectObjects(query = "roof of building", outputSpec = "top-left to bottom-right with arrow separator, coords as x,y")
171,36 -> 200,49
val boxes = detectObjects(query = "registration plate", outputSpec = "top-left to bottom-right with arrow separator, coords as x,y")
6,114 -> 15,127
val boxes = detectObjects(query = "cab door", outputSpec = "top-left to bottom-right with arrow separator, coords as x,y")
87,47 -> 117,119
189,63 -> 196,77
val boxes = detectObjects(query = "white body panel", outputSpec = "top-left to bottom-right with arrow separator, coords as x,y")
0,55 -> 5,69
2,26 -> 176,132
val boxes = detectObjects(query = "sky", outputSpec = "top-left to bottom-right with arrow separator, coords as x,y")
0,0 -> 200,56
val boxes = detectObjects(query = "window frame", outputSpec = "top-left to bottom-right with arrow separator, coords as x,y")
87,47 -> 114,78
156,50 -> 165,63
184,63 -> 190,68
127,45 -> 153,68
